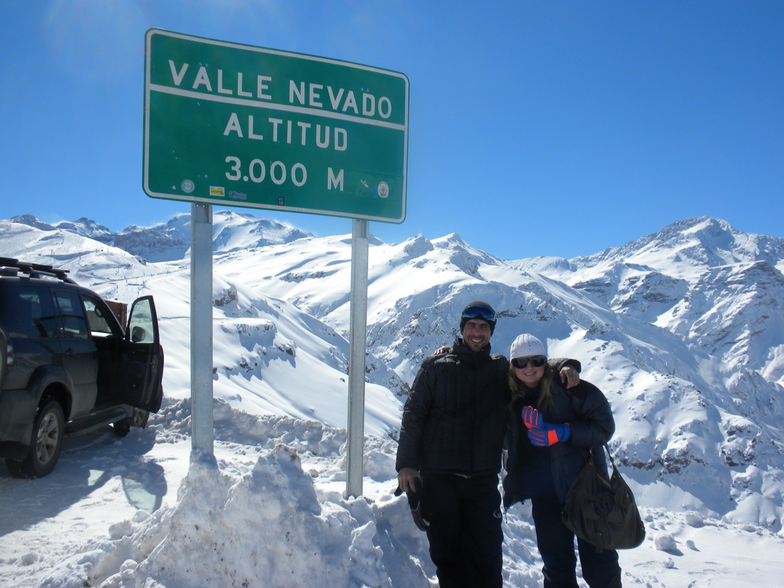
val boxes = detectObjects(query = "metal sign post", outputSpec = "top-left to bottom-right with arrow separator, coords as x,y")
346,219 -> 369,498
190,203 -> 214,455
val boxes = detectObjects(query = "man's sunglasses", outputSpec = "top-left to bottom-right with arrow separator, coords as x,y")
511,356 -> 547,369
461,305 -> 496,322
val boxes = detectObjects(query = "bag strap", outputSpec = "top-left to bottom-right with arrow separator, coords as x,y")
597,433 -> 618,471
603,442 -> 618,470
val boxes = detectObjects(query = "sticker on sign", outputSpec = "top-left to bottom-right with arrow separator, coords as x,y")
143,29 -> 408,223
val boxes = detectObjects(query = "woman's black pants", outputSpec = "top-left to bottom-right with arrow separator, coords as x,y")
531,495 -> 622,588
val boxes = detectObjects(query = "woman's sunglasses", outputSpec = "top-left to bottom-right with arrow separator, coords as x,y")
511,356 -> 547,369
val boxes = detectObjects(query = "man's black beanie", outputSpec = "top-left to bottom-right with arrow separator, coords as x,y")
459,301 -> 497,335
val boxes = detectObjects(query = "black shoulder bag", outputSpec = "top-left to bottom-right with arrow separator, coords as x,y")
561,442 -> 646,552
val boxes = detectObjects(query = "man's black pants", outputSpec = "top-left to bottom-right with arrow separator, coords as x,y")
422,473 -> 503,588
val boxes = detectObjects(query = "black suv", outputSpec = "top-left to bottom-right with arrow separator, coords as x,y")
0,258 -> 164,478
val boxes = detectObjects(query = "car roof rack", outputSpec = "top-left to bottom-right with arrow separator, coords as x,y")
0,257 -> 76,284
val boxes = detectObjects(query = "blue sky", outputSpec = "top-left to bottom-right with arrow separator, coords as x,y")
1,1 -> 782,260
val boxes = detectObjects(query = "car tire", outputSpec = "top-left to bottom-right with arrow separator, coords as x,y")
6,397 -> 65,479
112,408 -> 150,437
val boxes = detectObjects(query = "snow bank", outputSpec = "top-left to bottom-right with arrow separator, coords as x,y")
38,404 -> 434,588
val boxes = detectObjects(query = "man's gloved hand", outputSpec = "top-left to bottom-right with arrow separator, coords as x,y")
394,477 -> 431,531
522,406 -> 571,446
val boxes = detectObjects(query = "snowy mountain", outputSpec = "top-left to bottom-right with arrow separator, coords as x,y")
523,217 -> 784,385
2,212 -> 784,586
10,210 -> 312,263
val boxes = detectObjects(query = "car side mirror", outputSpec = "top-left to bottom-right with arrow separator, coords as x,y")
131,326 -> 147,343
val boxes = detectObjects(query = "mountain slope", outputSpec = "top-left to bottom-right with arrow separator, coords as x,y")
2,213 -> 783,531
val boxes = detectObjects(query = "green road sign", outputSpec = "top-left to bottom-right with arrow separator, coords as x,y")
143,29 -> 408,223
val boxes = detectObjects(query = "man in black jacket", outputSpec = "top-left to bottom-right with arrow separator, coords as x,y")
395,301 -> 510,587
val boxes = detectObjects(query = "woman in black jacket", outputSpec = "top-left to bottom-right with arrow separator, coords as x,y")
503,333 -> 623,588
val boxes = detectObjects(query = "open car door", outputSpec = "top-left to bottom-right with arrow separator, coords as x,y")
117,296 -> 164,412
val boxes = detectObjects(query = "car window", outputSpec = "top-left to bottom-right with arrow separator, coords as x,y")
83,297 -> 117,338
128,297 -> 155,343
53,290 -> 89,340
2,286 -> 58,338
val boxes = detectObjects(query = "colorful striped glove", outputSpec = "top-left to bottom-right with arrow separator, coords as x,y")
522,406 -> 545,429
522,406 -> 570,446
527,423 -> 571,446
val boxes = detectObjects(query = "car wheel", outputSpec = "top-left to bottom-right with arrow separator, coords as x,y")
6,397 -> 65,479
112,408 -> 150,437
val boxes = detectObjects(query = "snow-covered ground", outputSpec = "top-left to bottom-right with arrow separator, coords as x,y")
2,397 -> 783,587
2,213 -> 784,586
